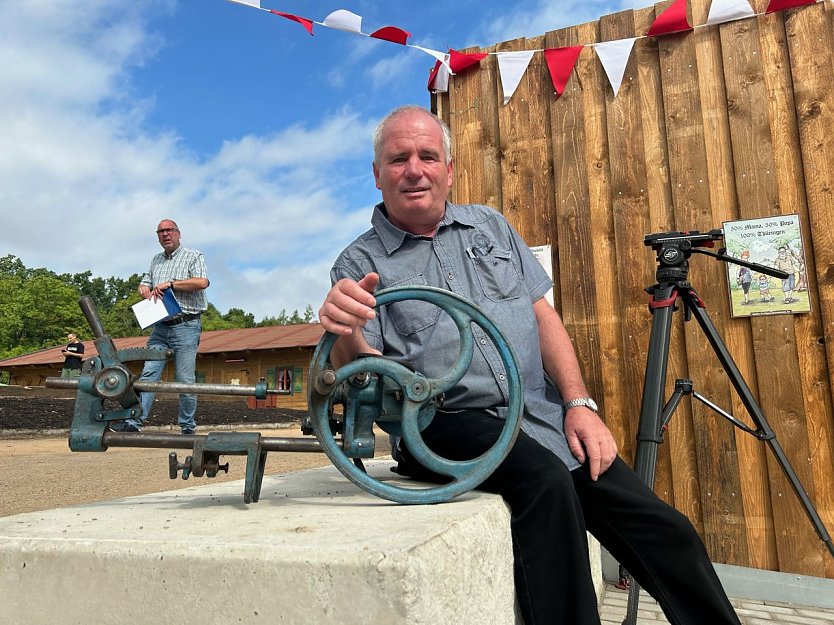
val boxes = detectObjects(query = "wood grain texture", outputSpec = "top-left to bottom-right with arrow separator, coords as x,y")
442,0 -> 834,579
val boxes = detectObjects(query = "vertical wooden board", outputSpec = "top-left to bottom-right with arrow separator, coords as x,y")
477,49 -> 504,213
546,22 -> 620,453
657,23 -> 748,565
433,91 -> 450,128
634,8 -> 675,232
520,35 -> 556,253
600,10 -> 667,494
759,8 -> 832,575
784,3 -> 834,578
495,37 -> 555,248
632,6 -> 705,532
448,46 -> 500,208
521,36 -> 562,304
717,13 -> 778,573
691,8 -> 762,565
545,23 -> 619,434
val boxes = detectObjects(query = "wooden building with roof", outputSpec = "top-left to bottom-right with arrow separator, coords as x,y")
0,324 -> 325,411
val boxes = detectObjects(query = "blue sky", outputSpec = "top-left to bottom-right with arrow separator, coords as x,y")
0,0 -> 639,322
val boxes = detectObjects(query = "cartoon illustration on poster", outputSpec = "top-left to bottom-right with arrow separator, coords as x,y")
722,214 -> 810,318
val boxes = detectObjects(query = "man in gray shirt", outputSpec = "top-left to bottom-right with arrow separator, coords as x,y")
113,219 -> 209,434
319,105 -> 740,625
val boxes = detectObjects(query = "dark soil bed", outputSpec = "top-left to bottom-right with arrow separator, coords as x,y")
0,385 -> 306,431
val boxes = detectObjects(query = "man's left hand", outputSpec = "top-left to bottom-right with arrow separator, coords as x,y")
565,407 -> 617,481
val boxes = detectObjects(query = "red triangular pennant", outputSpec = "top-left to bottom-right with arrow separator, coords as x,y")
449,49 -> 487,73
765,0 -> 817,13
269,10 -> 314,36
543,46 -> 583,98
647,0 -> 693,37
369,26 -> 411,45
427,49 -> 487,92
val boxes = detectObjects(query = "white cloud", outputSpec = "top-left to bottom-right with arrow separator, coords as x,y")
0,0 -> 378,322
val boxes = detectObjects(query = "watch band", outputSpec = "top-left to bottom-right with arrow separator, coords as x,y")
564,397 -> 598,412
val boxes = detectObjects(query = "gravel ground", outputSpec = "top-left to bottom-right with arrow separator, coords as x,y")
0,386 -> 390,517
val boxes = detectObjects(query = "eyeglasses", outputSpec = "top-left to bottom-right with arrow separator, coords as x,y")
156,228 -> 179,235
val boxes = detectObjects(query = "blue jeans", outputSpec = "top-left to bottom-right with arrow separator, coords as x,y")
126,317 -> 201,431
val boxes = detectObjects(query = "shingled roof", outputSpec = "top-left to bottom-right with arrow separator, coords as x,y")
0,324 -> 325,368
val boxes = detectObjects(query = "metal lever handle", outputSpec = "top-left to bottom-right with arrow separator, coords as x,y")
168,452 -> 192,480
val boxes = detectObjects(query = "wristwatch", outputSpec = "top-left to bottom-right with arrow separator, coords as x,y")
565,397 -> 599,412
169,281 -> 175,290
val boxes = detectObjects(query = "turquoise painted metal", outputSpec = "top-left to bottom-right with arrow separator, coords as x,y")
308,286 -> 523,505
47,287 -> 522,506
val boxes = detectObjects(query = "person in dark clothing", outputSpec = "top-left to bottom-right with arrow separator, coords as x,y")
60,333 -> 85,378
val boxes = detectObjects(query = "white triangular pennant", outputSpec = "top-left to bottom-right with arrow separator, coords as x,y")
322,9 -> 363,34
433,55 -> 452,93
594,38 -> 636,98
226,0 -> 261,7
496,50 -> 535,106
706,0 -> 756,25
413,46 -> 453,73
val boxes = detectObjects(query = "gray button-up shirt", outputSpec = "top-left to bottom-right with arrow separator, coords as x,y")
331,202 -> 578,469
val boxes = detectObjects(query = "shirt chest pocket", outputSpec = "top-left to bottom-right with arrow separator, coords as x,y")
472,249 -> 521,302
384,274 -> 442,336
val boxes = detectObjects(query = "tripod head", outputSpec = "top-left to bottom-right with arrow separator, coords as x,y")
644,229 -> 789,284
644,229 -> 723,283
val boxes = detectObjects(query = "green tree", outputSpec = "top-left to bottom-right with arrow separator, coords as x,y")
200,303 -> 231,331
15,273 -> 86,348
223,307 -> 256,328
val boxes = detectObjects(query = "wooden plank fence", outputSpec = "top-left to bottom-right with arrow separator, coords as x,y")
433,0 -> 834,579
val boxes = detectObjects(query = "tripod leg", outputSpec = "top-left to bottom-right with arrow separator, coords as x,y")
688,299 -> 834,559
623,285 -> 678,625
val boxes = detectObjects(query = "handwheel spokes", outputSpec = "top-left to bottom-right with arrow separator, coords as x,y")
400,401 -> 480,480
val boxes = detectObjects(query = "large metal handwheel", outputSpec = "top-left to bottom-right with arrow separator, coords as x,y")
308,286 -> 523,504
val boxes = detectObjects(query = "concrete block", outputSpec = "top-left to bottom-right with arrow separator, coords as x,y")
0,460 -> 519,625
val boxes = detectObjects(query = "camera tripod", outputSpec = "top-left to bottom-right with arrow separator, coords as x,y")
621,229 -> 834,625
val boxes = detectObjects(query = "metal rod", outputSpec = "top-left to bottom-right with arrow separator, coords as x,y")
79,296 -> 106,339
103,431 -> 338,452
46,376 -> 274,397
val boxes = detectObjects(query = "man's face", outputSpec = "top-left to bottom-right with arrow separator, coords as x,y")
67,334 -> 75,342
156,220 -> 181,254
372,110 -> 453,235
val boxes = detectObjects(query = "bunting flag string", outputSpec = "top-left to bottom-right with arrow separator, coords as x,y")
225,0 -> 825,105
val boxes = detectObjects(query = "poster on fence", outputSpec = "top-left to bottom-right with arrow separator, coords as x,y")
722,214 -> 810,318
530,244 -> 555,306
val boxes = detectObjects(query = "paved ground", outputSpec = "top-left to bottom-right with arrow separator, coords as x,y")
599,584 -> 834,624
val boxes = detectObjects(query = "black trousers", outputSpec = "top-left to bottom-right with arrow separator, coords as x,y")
398,409 -> 741,625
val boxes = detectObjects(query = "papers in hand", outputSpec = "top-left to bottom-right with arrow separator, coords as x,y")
131,289 -> 183,329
